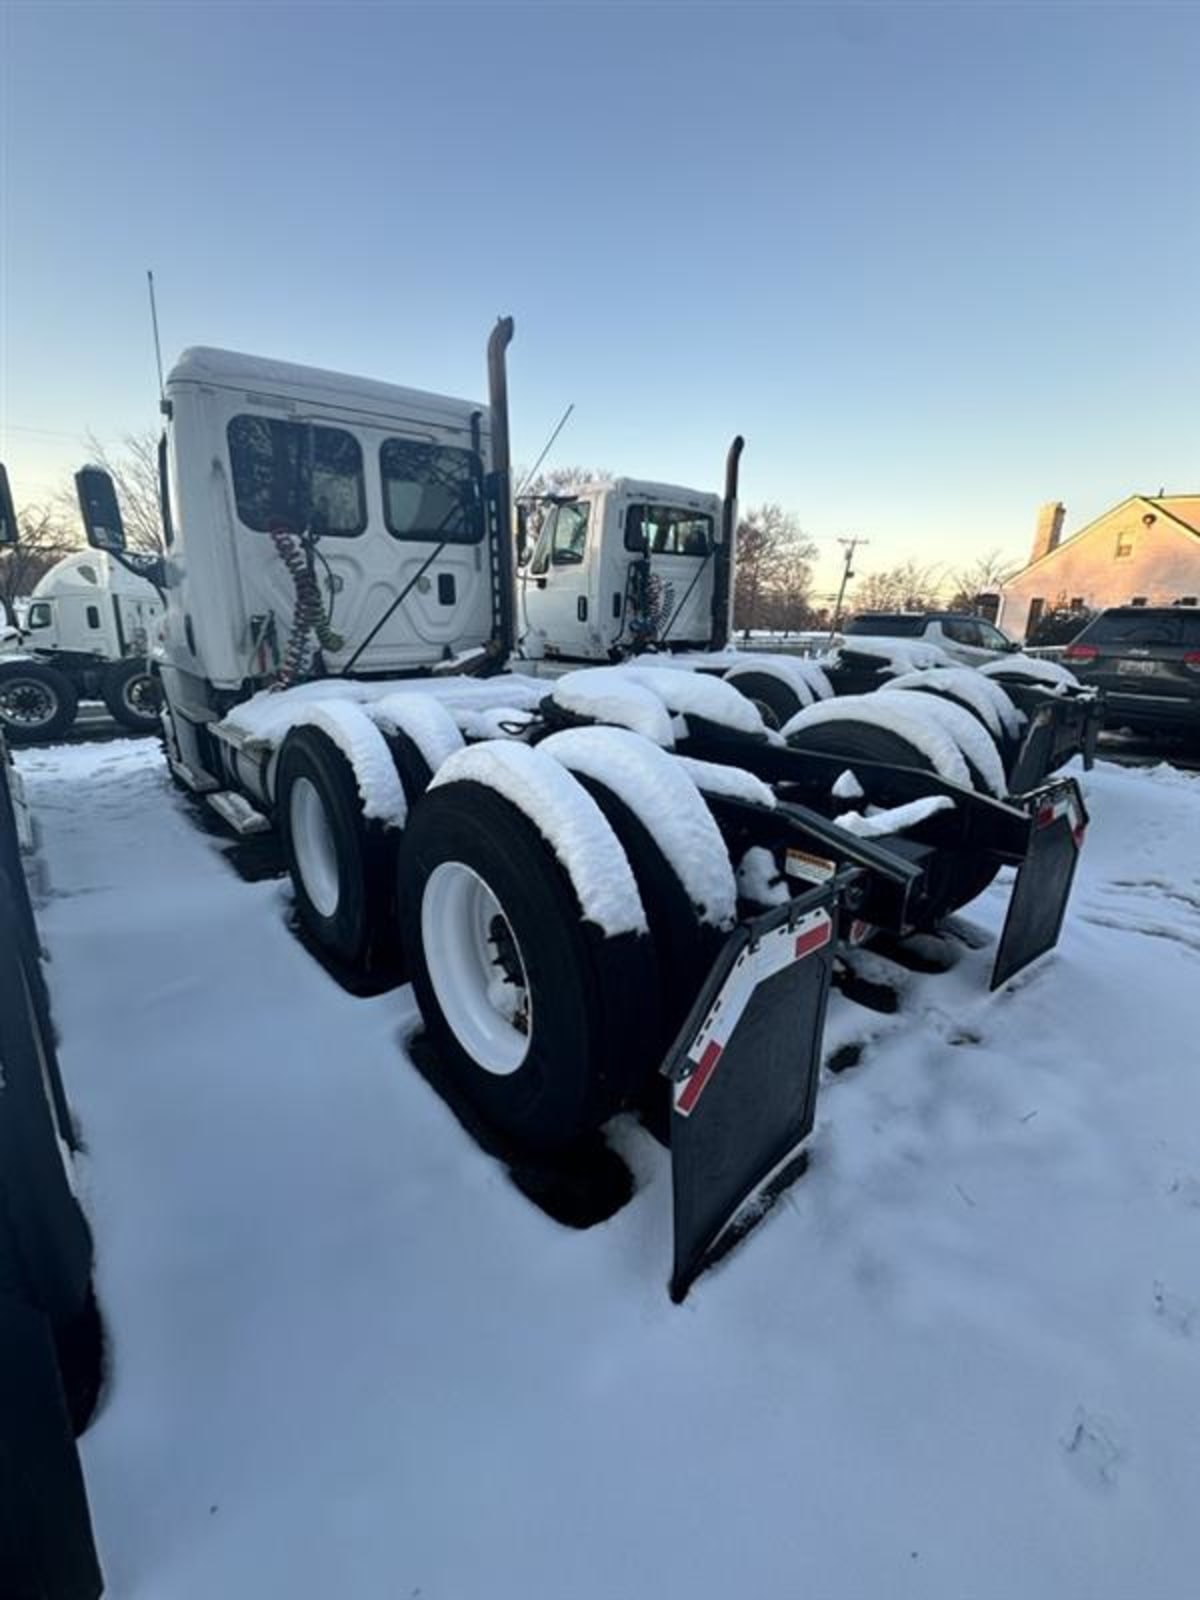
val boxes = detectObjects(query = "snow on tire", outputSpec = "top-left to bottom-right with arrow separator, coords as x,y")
398,763 -> 663,1150
275,725 -> 399,972
721,667 -> 809,731
540,726 -> 736,1055
780,698 -> 1002,916
782,695 -> 973,788
875,691 -> 1008,797
723,657 -> 833,731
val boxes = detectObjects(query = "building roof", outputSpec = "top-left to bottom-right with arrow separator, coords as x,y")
1149,496 -> 1200,537
1010,493 -> 1200,582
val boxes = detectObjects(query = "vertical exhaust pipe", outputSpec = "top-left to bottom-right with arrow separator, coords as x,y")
487,316 -> 516,659
711,434 -> 743,651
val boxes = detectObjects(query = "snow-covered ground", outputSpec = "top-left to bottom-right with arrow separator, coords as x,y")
16,737 -> 1200,1598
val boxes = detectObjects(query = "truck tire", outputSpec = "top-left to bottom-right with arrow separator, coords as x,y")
722,668 -> 807,731
783,718 -> 1001,915
785,718 -> 945,780
275,726 -> 398,972
578,777 -> 726,1059
0,661 -> 78,745
885,680 -> 1022,777
538,727 -> 735,1056
398,779 -> 661,1150
101,657 -> 161,734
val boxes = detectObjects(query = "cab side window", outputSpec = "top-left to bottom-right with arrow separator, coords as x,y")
380,439 -> 484,544
624,504 -> 712,557
551,503 -> 589,565
227,416 -> 367,536
529,502 -> 589,575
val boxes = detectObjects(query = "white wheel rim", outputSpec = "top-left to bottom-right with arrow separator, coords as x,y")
421,861 -> 532,1076
289,776 -> 340,918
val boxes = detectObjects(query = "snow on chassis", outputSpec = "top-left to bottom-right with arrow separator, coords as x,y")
71,321 -> 1087,1297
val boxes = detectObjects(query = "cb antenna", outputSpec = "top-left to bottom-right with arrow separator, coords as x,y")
147,269 -> 167,411
515,402 -> 574,497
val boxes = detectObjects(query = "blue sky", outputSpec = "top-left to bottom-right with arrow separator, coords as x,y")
1,0 -> 1196,595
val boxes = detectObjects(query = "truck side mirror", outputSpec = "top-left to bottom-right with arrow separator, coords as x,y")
0,464 -> 17,547
515,503 -> 530,567
74,466 -> 126,552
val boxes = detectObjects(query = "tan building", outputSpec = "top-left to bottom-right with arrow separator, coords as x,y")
998,495 -> 1200,640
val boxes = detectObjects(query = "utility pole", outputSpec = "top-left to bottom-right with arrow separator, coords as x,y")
830,536 -> 869,637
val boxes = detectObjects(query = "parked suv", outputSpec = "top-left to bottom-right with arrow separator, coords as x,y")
843,612 -> 1019,667
1064,607 -> 1200,733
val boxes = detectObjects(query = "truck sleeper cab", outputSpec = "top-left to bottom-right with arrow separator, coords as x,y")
154,333 -> 514,793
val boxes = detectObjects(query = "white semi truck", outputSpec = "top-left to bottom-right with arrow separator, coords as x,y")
65,320 -> 1089,1297
0,467 -> 164,742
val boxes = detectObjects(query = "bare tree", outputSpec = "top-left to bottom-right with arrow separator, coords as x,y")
56,430 -> 165,554
734,504 -> 817,635
0,504 -> 81,626
849,560 -> 942,615
515,465 -> 611,554
945,549 -> 1019,613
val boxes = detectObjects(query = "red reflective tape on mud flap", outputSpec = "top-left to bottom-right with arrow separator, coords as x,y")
1036,789 -> 1086,849
675,1039 -> 723,1116
673,908 -> 833,1118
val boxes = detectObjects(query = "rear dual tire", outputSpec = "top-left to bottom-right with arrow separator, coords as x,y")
721,668 -> 806,732
399,780 -> 661,1150
785,715 -> 1003,916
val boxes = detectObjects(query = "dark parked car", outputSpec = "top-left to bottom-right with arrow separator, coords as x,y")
1064,607 -> 1200,733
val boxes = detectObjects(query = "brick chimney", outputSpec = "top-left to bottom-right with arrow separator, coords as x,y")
1030,501 -> 1066,564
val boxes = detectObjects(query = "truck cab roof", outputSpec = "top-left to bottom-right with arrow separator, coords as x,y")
167,347 -> 486,436
535,477 -> 721,514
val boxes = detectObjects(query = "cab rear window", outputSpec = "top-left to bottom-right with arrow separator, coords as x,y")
227,416 -> 367,536
624,505 -> 712,557
380,440 -> 484,544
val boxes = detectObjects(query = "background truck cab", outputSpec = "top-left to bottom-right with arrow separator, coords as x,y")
23,550 -> 162,663
518,476 -> 729,661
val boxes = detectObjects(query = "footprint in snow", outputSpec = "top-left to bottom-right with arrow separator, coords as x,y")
1061,1407 -> 1123,1490
1152,1281 -> 1198,1339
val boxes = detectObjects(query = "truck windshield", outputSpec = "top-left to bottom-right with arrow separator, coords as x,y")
624,505 -> 712,558
380,440 -> 484,544
844,614 -> 926,636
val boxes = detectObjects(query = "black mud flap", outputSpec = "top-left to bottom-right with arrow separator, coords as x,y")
664,885 -> 839,1302
990,777 -> 1088,990
1008,705 -> 1056,794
